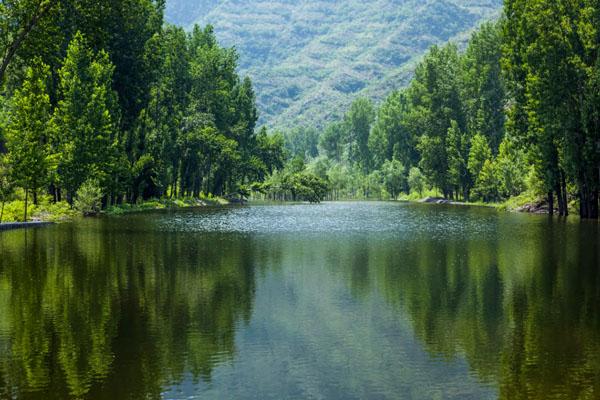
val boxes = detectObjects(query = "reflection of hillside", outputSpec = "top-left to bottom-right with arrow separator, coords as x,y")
0,224 -> 258,399
375,222 -> 600,398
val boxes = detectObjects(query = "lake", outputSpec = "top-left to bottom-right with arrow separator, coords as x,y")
0,202 -> 599,399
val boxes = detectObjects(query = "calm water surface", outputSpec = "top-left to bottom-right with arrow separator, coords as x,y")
0,202 -> 599,399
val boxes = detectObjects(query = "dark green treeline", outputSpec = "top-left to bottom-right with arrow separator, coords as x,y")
0,1 -> 286,213
281,1 -> 600,219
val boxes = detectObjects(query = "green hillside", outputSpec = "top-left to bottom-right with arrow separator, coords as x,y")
165,0 -> 502,128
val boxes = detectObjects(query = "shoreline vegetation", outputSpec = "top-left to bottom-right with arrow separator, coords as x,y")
0,191 -> 561,228
0,195 -> 231,224
1,2 -> 599,223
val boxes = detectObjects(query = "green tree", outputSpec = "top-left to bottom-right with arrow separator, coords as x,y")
345,97 -> 375,172
0,155 -> 14,222
368,90 -> 416,170
53,33 -> 120,203
0,0 -> 58,83
408,44 -> 464,197
74,178 -> 103,216
142,25 -> 190,198
461,21 -> 505,152
279,171 -> 328,203
381,159 -> 405,199
408,167 -> 425,197
57,0 -> 164,132
284,126 -> 319,160
319,122 -> 346,162
447,120 -> 471,200
4,60 -> 52,220
253,128 -> 286,181
327,163 -> 350,200
495,137 -> 526,198
473,159 -> 499,202
468,133 -> 492,183
502,0 -> 600,218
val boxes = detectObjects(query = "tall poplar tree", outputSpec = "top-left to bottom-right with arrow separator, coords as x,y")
345,97 -> 375,173
53,32 -> 120,202
408,44 -> 464,197
4,60 -> 52,219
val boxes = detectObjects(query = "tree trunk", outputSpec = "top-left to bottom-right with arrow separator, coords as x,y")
548,191 -> 554,216
24,189 -> 29,222
593,190 -> 599,219
0,1 -> 57,83
193,175 -> 202,198
50,183 -> 57,203
171,169 -> 179,198
561,172 -> 568,217
0,201 -> 4,223
555,182 -> 564,217
33,189 -> 38,206
591,189 -> 599,219
580,187 -> 599,219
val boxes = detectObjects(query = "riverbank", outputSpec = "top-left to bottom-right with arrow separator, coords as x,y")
0,196 -> 232,229
0,193 -> 561,232
418,197 -> 500,208
410,192 -> 572,216
104,197 -> 230,215
0,221 -> 55,231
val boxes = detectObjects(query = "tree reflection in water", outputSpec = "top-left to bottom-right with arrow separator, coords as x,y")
0,221 -> 258,399
0,206 -> 598,399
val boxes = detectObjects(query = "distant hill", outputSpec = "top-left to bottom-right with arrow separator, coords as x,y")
165,0 -> 502,129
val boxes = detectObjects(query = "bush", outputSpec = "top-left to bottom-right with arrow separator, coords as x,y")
473,159 -> 499,202
408,167 -> 425,197
74,179 -> 103,216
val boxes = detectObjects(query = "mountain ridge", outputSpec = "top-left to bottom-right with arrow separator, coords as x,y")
165,0 -> 503,129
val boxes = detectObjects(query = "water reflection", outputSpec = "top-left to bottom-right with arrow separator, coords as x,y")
373,218 -> 600,399
0,204 -> 598,399
0,220 -> 258,399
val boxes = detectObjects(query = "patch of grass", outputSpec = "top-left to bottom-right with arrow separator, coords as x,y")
0,194 -> 231,223
398,188 -> 443,202
499,191 -> 542,212
104,196 -> 229,216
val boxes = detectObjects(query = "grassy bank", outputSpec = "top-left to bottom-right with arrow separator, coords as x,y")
397,189 -> 500,209
105,196 -> 229,215
0,189 -> 554,225
397,188 -> 553,214
0,194 -> 230,224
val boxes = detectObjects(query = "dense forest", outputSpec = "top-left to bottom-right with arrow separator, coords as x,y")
278,2 -> 600,219
0,0 -> 286,221
1,0 -> 599,220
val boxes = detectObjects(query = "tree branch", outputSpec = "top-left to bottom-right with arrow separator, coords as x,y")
0,0 -> 57,83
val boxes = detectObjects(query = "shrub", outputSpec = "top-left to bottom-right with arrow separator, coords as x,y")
408,167 -> 425,197
74,179 -> 103,216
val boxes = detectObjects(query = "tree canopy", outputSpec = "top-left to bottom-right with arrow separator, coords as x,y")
0,2 -> 287,218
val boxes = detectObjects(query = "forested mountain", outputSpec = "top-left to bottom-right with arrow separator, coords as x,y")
165,0 -> 503,128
